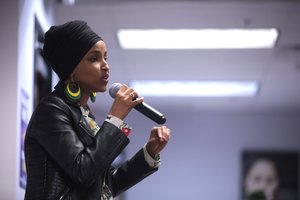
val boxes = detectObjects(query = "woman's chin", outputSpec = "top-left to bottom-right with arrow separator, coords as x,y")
98,86 -> 107,93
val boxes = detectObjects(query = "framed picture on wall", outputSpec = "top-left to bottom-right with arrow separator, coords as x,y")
241,150 -> 299,200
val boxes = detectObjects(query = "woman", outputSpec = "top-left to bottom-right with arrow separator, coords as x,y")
24,20 -> 170,200
244,158 -> 279,200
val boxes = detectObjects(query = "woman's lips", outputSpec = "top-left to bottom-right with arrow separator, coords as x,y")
101,74 -> 109,83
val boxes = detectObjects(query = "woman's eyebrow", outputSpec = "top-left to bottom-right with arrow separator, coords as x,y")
88,50 -> 101,55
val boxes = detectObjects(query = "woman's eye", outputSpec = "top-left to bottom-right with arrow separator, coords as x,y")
90,56 -> 98,62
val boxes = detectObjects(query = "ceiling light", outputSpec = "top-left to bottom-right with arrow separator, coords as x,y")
117,29 -> 278,49
129,81 -> 259,97
61,0 -> 75,6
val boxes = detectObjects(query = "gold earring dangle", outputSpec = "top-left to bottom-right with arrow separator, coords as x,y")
90,92 -> 96,103
64,81 -> 82,103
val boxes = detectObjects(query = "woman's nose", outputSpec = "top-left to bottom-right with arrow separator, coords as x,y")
102,62 -> 109,71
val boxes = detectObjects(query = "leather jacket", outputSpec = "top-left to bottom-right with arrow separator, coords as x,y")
24,83 -> 157,200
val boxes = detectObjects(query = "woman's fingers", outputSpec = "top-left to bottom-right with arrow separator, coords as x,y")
152,126 -> 171,142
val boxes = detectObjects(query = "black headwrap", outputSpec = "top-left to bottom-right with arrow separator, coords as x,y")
43,20 -> 102,81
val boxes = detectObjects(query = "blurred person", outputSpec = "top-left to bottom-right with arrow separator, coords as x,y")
244,158 -> 279,200
24,20 -> 171,200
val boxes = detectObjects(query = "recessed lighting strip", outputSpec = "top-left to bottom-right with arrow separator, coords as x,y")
129,81 -> 259,97
117,28 -> 278,49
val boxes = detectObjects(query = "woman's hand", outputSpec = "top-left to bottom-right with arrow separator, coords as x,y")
145,126 -> 171,158
108,84 -> 143,120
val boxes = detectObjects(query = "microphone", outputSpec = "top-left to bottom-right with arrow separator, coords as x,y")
109,83 -> 166,124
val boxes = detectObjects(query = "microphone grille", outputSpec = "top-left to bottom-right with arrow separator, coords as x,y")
109,83 -> 121,98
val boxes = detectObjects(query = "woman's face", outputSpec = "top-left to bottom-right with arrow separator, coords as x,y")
72,40 -> 109,94
244,159 -> 279,200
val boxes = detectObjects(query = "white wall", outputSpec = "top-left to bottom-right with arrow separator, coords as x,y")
53,3 -> 300,200
0,1 -> 19,199
0,0 -> 53,199
125,110 -> 300,200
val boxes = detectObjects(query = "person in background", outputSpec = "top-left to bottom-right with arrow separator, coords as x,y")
24,20 -> 171,200
244,158 -> 279,200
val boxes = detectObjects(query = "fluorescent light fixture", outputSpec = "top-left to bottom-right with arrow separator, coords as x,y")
62,0 -> 75,6
129,81 -> 259,97
117,28 -> 278,49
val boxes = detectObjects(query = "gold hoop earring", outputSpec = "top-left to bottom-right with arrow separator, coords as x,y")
64,81 -> 82,103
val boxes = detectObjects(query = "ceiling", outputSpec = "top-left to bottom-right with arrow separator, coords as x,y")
70,0 -> 300,4
55,0 -> 300,112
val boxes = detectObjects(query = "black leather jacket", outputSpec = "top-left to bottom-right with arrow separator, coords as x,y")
24,83 -> 157,200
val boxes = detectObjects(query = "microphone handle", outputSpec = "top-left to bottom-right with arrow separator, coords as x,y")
134,102 -> 166,124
